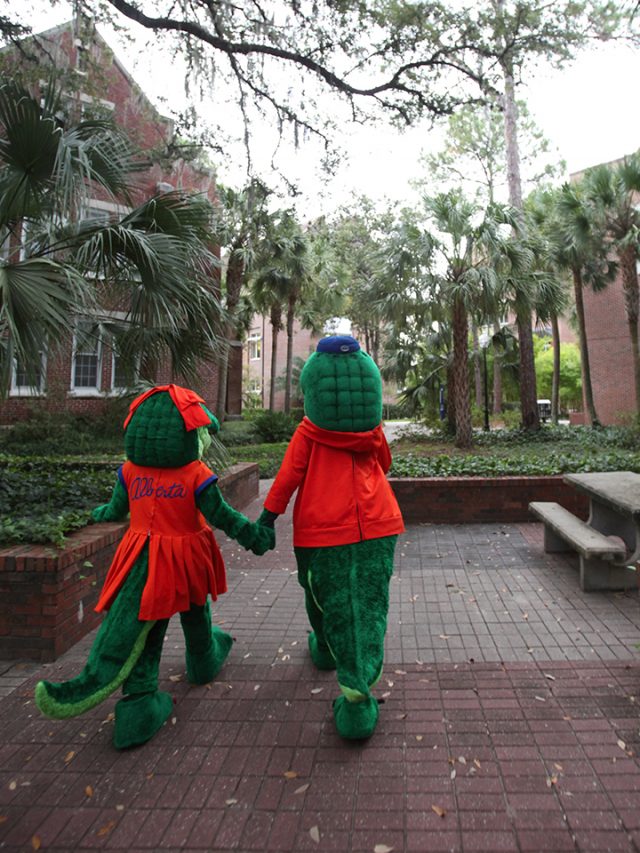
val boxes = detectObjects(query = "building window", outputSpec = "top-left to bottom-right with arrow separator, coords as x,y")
110,346 -> 139,392
10,350 -> 47,397
71,320 -> 102,392
248,334 -> 262,360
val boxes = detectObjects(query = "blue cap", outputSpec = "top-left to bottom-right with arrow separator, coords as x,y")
316,335 -> 360,354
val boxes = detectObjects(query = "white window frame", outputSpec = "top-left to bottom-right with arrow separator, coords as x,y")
248,333 -> 262,361
10,350 -> 47,397
70,320 -> 103,397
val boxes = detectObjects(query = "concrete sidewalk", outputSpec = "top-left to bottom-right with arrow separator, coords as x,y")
1,484 -> 639,852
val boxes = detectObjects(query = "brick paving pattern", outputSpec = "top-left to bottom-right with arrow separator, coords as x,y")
1,483 -> 639,852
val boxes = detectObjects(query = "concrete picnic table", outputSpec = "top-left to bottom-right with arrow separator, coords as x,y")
563,471 -> 640,566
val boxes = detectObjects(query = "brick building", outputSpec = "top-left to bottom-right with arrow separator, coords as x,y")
0,18 -> 225,424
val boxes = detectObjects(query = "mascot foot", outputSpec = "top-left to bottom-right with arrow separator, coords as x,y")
113,691 -> 173,749
333,695 -> 379,740
308,632 -> 336,670
186,627 -> 233,685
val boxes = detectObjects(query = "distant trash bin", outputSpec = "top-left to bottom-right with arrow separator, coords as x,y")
537,399 -> 551,422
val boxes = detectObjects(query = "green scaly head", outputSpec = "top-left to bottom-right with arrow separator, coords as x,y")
124,386 -> 219,468
300,336 -> 382,433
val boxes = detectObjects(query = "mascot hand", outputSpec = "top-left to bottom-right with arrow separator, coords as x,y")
91,504 -> 120,523
249,522 -> 276,555
257,509 -> 278,529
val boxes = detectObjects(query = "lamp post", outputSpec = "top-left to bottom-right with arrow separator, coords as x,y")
479,331 -> 490,432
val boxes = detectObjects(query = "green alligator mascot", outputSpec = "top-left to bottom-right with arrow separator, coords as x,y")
260,336 -> 404,739
35,384 -> 274,749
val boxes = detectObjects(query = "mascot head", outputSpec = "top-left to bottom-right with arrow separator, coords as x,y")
123,384 -> 219,468
300,335 -> 383,433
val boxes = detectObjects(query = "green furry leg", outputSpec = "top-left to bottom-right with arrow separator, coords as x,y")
308,632 -> 336,670
114,691 -> 173,749
296,536 -> 397,738
180,600 -> 233,684
333,694 -> 379,740
35,552 -> 154,719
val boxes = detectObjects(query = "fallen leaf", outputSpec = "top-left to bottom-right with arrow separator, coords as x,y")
63,751 -> 75,764
543,673 -> 556,681
458,756 -> 466,765
169,674 -> 182,682
546,775 -> 558,788
284,771 -> 298,779
386,680 -> 394,688
617,739 -> 626,751
534,696 -> 546,703
394,670 -> 407,676
116,804 -> 124,812
382,692 -> 391,699
225,799 -> 238,805
439,635 -> 450,640
450,769 -> 456,780
522,612 -> 529,620
431,805 -> 446,818
294,784 -> 310,795
374,845 -> 394,853
309,825 -> 320,843
415,735 -> 423,742
171,717 -> 177,725
310,688 -> 323,694
554,763 -> 564,772
31,837 -> 41,850
8,781 -> 16,791
85,785 -> 93,798
97,820 -> 116,837
254,685 -> 261,692
473,759 -> 482,769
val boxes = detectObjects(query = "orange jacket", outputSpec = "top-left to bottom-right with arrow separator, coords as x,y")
264,418 -> 404,547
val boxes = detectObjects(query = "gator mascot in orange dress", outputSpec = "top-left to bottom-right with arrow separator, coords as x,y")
259,336 -> 404,739
35,385 -> 274,748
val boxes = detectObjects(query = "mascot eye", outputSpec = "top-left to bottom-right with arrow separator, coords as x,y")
340,345 -> 350,352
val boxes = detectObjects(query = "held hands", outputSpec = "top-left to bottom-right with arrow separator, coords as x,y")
247,509 -> 279,555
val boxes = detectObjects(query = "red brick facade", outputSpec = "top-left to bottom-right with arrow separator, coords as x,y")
0,20 -> 224,424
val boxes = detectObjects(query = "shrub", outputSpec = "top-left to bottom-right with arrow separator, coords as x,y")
252,410 -> 298,443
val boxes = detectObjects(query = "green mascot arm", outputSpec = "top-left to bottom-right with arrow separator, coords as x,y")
197,483 -> 275,555
92,479 -> 129,523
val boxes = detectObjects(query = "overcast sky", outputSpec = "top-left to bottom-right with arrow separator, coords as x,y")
19,2 -> 640,214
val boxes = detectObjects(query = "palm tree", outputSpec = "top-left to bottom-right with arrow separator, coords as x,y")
250,209 -> 312,412
423,191 -> 521,448
531,184 -> 615,426
0,77 -> 223,394
584,154 -> 640,412
210,180 -> 271,418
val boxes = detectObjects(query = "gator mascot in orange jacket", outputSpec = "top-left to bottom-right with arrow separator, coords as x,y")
259,336 -> 404,739
35,385 -> 275,748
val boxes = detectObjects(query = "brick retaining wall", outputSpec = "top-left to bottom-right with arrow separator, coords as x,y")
0,463 -> 259,662
390,476 -> 589,524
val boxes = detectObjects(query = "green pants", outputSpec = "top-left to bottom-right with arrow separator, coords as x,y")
295,535 -> 396,700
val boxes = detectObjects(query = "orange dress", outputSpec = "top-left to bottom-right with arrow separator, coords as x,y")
95,460 -> 227,621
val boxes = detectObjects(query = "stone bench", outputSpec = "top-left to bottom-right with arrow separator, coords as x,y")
529,501 -> 635,592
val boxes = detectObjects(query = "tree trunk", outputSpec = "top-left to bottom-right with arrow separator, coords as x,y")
619,246 -> 640,413
497,12 -> 538,431
572,267 -> 600,427
446,360 -> 456,436
216,248 -> 245,421
452,295 -> 472,448
492,320 -> 503,415
472,323 -> 482,409
550,312 -> 561,424
284,290 -> 297,414
268,303 -> 282,411
516,309 -> 539,430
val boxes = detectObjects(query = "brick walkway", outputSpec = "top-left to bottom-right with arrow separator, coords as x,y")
1,484 -> 639,852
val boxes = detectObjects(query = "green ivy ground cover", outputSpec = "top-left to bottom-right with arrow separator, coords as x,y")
2,424 -> 639,546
